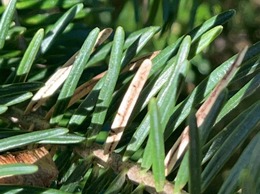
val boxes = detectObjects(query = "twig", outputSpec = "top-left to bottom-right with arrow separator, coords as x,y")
75,144 -> 188,194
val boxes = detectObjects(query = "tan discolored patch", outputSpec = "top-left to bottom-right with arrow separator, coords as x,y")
45,51 -> 159,120
104,59 -> 152,154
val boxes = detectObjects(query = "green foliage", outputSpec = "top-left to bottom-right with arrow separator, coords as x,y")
0,163 -> 38,177
188,110 -> 201,194
146,98 -> 165,191
88,26 -> 125,139
0,1 -> 259,194
15,28 -> 44,82
0,0 -> 16,49
0,128 -> 68,152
